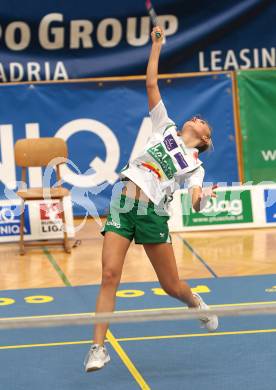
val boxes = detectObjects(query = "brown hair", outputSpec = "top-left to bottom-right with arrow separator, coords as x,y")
197,142 -> 211,154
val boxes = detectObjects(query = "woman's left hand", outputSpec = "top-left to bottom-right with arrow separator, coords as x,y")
201,184 -> 218,199
190,184 -> 218,212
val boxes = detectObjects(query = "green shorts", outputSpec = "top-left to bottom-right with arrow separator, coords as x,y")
102,194 -> 171,244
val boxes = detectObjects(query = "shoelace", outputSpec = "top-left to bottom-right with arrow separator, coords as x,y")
91,345 -> 101,357
92,345 -> 107,358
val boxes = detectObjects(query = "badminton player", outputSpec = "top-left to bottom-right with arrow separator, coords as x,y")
84,26 -> 218,372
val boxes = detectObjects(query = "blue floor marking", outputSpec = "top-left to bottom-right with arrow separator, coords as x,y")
1,275 -> 276,389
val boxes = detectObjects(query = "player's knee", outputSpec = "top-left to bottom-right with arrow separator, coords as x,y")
101,268 -> 120,288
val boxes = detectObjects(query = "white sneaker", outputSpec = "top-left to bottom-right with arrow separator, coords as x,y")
84,344 -> 111,372
193,292 -> 219,332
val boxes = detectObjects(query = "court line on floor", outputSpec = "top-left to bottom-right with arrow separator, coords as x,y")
119,328 -> 276,341
177,234 -> 218,278
2,300 -> 276,322
1,328 -> 276,350
106,329 -> 150,389
42,246 -> 150,390
42,247 -> 71,286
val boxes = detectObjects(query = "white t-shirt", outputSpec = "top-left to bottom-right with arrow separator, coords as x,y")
120,100 -> 205,206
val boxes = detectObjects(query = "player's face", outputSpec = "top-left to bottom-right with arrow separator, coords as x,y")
181,117 -> 211,148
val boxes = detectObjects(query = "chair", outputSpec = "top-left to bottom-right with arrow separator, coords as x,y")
14,137 -> 71,255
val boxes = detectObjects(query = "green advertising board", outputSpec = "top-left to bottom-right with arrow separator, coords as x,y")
237,70 -> 276,183
181,189 -> 253,227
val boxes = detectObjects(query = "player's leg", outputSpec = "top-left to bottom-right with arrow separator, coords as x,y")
93,193 -> 136,345
84,231 -> 131,372
85,190 -> 137,372
136,203 -> 197,306
143,242 -> 198,307
94,231 -> 131,345
143,242 -> 218,331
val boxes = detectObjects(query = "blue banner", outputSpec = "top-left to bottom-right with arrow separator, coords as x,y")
0,0 -> 275,82
0,204 -> 31,237
0,74 -> 237,215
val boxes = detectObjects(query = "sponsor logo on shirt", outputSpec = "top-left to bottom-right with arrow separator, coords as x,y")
141,162 -> 162,179
174,152 -> 188,169
147,143 -> 177,180
164,134 -> 178,151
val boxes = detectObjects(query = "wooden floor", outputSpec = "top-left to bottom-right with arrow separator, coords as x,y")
0,218 -> 276,290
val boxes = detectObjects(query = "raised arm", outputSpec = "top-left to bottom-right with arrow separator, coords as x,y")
146,26 -> 163,111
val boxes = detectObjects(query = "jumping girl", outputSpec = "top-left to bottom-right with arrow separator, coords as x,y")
84,26 -> 218,372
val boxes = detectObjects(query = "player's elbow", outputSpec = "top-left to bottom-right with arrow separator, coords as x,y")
146,80 -> 158,89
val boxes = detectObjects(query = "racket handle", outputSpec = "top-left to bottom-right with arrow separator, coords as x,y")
155,31 -> 161,39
